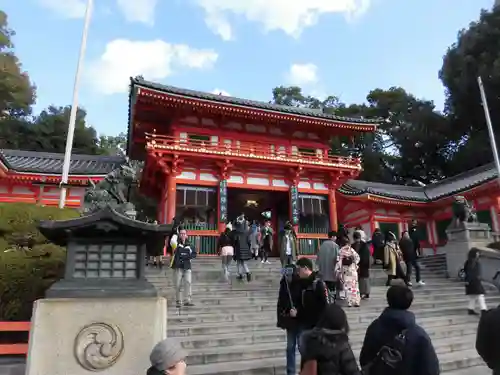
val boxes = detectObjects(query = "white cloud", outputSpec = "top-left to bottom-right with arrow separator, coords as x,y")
38,0 -> 159,25
212,88 -> 231,96
38,0 -> 87,18
115,0 -> 157,25
286,63 -> 318,85
195,0 -> 371,40
87,39 -> 218,95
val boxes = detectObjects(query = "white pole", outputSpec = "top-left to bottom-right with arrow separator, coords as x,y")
59,0 -> 94,208
478,76 -> 500,185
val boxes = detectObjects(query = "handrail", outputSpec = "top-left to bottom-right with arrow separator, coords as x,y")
145,133 -> 361,169
0,321 -> 30,356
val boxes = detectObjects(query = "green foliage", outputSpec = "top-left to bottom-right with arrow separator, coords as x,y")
271,86 -> 451,184
0,204 -> 78,321
0,10 -> 36,119
439,7 -> 500,174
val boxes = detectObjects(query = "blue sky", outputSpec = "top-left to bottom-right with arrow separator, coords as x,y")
3,0 -> 495,136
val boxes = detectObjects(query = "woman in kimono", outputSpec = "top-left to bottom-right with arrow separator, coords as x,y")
337,235 -> 361,307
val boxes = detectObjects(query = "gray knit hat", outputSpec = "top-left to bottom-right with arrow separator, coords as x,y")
149,338 -> 187,371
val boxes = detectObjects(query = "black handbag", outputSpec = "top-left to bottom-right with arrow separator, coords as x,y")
342,256 -> 354,266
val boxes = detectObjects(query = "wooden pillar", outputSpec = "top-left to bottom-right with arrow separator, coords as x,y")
158,183 -> 168,224
165,173 -> 176,224
328,188 -> 338,232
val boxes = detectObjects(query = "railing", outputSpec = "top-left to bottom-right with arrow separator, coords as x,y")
0,321 -> 29,356
189,233 -> 219,255
299,226 -> 329,234
298,237 -> 326,256
146,133 -> 361,169
183,223 -> 217,231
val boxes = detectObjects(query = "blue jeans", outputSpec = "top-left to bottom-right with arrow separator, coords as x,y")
286,328 -> 302,375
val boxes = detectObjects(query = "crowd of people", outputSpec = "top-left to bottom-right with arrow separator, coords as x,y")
154,216 -> 499,375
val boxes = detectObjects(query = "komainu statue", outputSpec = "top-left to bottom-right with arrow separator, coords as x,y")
451,195 -> 478,227
83,158 -> 141,217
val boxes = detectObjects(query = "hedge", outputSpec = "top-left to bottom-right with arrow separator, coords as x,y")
0,203 -> 79,321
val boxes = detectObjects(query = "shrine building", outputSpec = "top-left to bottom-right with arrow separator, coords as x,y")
1,77 -> 499,256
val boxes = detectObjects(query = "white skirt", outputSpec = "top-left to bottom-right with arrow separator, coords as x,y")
220,246 -> 234,256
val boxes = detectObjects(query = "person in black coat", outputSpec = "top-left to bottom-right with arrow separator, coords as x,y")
232,214 -> 252,282
353,231 -> 371,299
359,285 -> 440,375
277,265 -> 303,375
300,304 -> 361,375
399,231 -> 425,286
371,228 -> 384,265
464,248 -> 488,315
476,304 -> 500,374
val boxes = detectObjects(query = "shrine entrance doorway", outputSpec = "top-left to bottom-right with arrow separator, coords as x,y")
227,187 -> 289,256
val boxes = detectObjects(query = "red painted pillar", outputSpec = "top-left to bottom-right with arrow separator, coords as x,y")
165,173 -> 176,224
328,188 -> 338,232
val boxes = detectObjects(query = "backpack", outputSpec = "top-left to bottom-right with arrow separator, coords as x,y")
362,329 -> 408,375
312,278 -> 336,305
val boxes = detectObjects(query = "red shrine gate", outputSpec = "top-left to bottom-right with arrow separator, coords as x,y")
128,77 -> 379,255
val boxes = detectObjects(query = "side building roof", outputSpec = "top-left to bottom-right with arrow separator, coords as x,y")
0,149 -> 125,176
0,149 -> 495,202
338,163 -> 497,202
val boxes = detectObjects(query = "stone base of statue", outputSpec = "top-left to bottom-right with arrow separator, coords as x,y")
25,207 -> 172,375
26,297 -> 167,375
444,221 -> 492,279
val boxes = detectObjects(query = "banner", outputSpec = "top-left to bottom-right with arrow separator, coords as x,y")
219,180 -> 227,223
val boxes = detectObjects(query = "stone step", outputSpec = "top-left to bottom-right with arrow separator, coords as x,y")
151,284 -> 482,298
166,303 -> 494,324
176,321 -> 477,350
185,348 -> 484,375
165,295 -> 500,316
185,333 -> 476,366
169,314 -> 478,337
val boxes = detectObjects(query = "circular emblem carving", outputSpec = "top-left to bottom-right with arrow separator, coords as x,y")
74,323 -> 124,371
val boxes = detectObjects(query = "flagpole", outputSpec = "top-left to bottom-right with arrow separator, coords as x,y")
59,0 -> 94,208
478,76 -> 500,185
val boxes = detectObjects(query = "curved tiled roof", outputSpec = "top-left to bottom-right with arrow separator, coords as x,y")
338,163 -> 497,202
129,77 -> 383,124
0,149 -> 126,175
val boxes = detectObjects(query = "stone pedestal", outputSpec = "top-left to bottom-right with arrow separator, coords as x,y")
26,207 -> 173,375
445,222 -> 491,279
26,297 -> 167,375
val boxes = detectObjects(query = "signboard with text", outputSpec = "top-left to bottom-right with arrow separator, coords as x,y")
290,186 -> 299,225
219,180 -> 228,223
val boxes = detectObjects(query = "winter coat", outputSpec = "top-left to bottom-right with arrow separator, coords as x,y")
409,226 -> 421,253
217,230 -> 234,256
353,241 -> 370,278
277,273 -> 303,331
233,222 -> 252,261
261,226 -> 274,251
170,240 -> 197,270
359,308 -> 440,375
248,229 -> 260,249
384,242 -> 404,277
316,239 -> 339,282
298,272 -> 328,330
279,230 -> 298,264
476,305 -> 500,372
464,259 -> 485,295
300,328 -> 361,375
371,231 -> 384,249
399,237 -> 417,262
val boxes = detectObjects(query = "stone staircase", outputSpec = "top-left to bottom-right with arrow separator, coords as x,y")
146,255 -> 498,375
